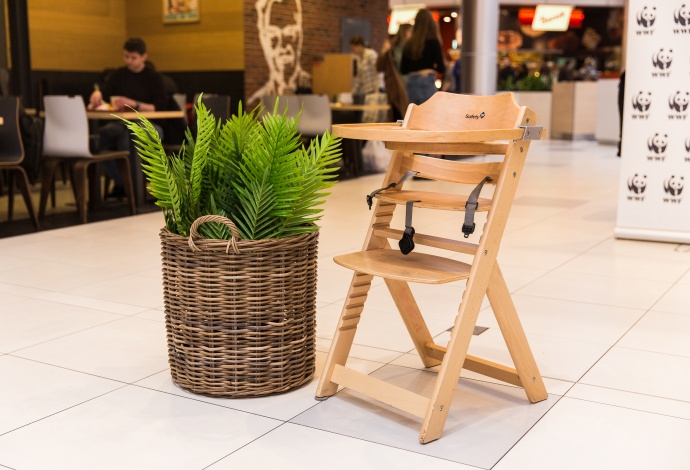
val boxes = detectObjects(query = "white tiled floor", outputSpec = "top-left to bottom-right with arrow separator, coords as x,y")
1,140 -> 690,469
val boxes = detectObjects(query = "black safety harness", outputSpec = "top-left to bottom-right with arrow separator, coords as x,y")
461,176 -> 492,238
366,173 -> 493,255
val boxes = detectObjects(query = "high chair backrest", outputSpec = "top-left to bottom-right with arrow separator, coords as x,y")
43,95 -> 91,158
403,91 -> 524,131
388,92 -> 532,186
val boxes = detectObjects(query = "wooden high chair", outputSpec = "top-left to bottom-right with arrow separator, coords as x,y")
315,92 -> 547,444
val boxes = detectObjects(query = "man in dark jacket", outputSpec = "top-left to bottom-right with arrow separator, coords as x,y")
88,37 -> 167,198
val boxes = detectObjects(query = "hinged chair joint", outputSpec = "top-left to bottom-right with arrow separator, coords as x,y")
518,125 -> 543,141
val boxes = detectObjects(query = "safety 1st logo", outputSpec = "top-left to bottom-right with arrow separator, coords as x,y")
627,173 -> 647,201
663,175 -> 685,203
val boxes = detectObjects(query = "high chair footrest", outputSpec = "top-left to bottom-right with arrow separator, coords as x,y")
334,249 -> 471,284
376,190 -> 491,211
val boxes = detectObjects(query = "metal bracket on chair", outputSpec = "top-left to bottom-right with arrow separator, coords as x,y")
519,125 -> 543,141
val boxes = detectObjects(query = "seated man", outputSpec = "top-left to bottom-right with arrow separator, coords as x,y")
89,37 -> 167,198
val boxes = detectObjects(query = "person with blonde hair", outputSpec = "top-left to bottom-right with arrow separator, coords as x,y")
400,9 -> 446,105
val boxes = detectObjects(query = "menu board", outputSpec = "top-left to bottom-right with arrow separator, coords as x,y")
615,1 -> 690,243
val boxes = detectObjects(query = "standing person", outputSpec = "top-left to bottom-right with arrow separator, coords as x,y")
88,37 -> 167,198
400,9 -> 445,105
376,24 -> 412,121
617,70 -> 626,157
350,36 -> 379,103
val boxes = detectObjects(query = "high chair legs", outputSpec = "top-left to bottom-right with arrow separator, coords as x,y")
316,272 -> 374,399
487,264 -> 548,403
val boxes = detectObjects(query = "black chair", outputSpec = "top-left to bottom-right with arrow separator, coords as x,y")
0,96 -> 40,230
192,94 -> 231,122
202,94 -> 231,121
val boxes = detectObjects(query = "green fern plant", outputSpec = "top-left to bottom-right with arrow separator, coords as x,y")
122,97 -> 342,240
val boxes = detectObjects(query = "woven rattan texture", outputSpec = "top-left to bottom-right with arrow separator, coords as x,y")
160,228 -> 319,398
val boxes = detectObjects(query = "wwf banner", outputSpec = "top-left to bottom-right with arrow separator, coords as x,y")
615,2 -> 690,242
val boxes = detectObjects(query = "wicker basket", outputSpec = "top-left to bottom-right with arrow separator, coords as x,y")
160,215 -> 318,398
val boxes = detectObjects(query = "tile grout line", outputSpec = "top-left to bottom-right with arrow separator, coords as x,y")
568,382 -> 690,408
568,265 -> 690,385
0,385 -> 128,438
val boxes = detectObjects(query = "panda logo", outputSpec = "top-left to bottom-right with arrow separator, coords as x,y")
638,6 -> 657,27
668,91 -> 689,112
685,137 -> 690,152
632,91 -> 652,111
664,175 -> 685,196
648,133 -> 668,153
674,4 -> 690,26
652,49 -> 673,70
628,174 -> 648,194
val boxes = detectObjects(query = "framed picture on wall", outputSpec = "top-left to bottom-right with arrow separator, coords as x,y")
163,0 -> 200,24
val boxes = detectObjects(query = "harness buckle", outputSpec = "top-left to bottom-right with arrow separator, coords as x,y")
399,226 -> 416,255
461,222 -> 476,238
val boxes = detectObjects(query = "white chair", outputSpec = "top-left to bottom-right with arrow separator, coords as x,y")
259,95 -> 300,120
39,95 -> 135,223
297,94 -> 331,137
361,92 -> 389,124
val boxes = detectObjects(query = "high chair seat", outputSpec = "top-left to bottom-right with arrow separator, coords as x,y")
335,249 -> 472,284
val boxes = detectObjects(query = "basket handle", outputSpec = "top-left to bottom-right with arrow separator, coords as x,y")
188,215 -> 242,254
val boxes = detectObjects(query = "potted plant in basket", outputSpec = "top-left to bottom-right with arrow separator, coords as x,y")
122,98 -> 341,398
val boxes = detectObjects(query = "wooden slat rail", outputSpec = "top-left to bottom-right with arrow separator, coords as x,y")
425,343 -> 522,387
401,155 -> 504,184
373,228 -> 478,255
332,365 -> 430,418
375,191 -> 492,211
387,141 -> 509,156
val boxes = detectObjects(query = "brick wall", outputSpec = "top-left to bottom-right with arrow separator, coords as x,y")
244,0 -> 389,105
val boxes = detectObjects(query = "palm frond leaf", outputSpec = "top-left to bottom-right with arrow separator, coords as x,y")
128,97 -> 341,239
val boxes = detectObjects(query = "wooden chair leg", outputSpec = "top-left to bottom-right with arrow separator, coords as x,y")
39,158 -> 62,218
419,263 -> 492,444
13,167 -> 40,230
7,171 -> 15,221
315,272 -> 374,399
487,263 -> 547,403
385,278 -> 442,368
114,157 -> 137,216
72,161 -> 89,223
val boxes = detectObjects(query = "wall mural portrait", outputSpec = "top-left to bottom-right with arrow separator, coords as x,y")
249,0 -> 311,103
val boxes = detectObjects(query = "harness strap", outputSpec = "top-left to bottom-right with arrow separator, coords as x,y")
462,176 -> 493,238
399,199 -> 421,255
366,170 -> 418,209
